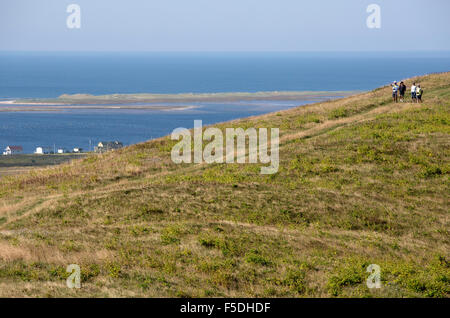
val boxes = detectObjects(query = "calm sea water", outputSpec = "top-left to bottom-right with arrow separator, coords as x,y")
1,52 -> 449,153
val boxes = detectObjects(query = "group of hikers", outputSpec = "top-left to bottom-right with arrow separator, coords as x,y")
391,81 -> 423,103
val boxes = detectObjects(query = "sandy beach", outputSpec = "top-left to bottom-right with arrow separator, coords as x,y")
7,91 -> 356,106
0,91 -> 355,112
0,104 -> 198,112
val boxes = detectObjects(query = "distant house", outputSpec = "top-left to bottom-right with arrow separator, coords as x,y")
73,147 -> 83,153
95,141 -> 123,153
3,145 -> 23,156
57,148 -> 67,154
35,147 -> 51,155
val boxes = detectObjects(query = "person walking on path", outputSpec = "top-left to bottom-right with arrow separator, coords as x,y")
411,82 -> 417,103
391,81 -> 399,103
399,81 -> 406,102
416,85 -> 423,103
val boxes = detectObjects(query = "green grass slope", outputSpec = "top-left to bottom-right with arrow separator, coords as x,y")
0,72 -> 449,297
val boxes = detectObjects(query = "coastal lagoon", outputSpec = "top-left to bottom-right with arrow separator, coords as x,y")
0,99 -> 333,153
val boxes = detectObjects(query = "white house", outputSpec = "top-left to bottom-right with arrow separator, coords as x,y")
35,147 -> 51,155
57,148 -> 67,154
73,147 -> 83,153
3,145 -> 23,156
35,147 -> 44,154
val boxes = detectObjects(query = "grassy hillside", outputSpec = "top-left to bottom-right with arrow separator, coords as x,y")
0,73 -> 448,297
0,154 -> 87,168
0,154 -> 87,177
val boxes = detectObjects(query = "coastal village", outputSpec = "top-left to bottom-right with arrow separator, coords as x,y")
2,141 -> 123,156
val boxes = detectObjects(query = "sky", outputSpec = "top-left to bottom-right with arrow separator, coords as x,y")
1,0 -> 449,52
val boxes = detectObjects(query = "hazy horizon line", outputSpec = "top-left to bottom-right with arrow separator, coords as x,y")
1,49 -> 450,53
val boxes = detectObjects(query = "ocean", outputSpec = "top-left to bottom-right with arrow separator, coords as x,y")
1,52 -> 449,153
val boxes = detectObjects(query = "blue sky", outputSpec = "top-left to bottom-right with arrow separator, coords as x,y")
1,0 -> 449,51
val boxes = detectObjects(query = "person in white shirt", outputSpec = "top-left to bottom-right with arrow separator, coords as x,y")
411,83 -> 417,103
416,84 -> 423,103
391,81 -> 399,103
